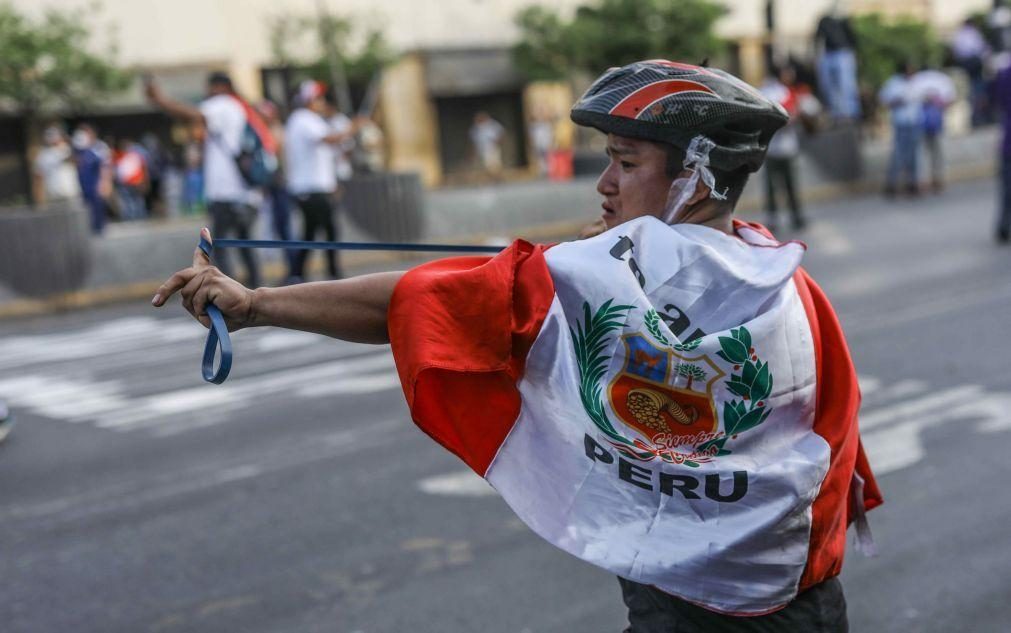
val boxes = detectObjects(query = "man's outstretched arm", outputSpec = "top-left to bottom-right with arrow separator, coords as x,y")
151,228 -> 402,344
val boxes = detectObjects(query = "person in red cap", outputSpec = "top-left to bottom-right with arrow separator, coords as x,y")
154,61 -> 880,632
283,80 -> 360,282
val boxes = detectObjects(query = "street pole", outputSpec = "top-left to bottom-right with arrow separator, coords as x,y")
315,0 -> 353,114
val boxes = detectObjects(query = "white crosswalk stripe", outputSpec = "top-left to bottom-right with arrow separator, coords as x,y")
0,315 -> 400,436
4,315 -> 1010,462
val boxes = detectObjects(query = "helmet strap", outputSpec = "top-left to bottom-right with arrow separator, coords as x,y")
662,135 -> 727,224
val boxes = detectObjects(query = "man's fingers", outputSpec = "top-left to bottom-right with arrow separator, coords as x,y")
152,268 -> 197,307
193,227 -> 214,267
180,272 -> 207,317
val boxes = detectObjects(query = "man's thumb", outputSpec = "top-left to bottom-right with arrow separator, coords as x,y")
194,227 -> 214,267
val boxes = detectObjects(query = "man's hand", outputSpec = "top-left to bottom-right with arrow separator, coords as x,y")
151,228 -> 255,331
577,218 -> 607,240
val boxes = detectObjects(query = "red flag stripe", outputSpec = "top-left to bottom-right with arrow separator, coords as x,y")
609,80 -> 717,119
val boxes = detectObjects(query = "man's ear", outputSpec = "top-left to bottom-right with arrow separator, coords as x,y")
676,168 -> 712,207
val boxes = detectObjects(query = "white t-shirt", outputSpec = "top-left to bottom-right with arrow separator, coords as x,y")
878,75 -> 923,127
284,108 -> 337,195
34,145 -> 81,200
470,118 -> 505,154
200,94 -> 248,202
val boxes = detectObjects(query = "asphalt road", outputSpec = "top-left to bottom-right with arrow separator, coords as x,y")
2,178 -> 1010,633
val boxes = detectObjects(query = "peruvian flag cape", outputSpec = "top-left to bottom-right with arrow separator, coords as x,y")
388,216 -> 882,615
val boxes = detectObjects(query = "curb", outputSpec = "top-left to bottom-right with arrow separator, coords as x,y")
0,218 -> 590,320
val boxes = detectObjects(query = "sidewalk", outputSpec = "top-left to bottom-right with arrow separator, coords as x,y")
0,126 -> 1001,319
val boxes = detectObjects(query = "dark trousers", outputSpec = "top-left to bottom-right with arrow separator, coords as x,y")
999,155 -> 1011,235
764,156 -> 804,228
292,192 -> 340,279
208,200 -> 260,288
83,192 -> 106,235
619,576 -> 848,633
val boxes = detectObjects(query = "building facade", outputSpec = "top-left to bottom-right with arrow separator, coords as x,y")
5,0 -> 994,191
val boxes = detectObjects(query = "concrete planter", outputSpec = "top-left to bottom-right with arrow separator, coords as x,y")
342,172 -> 425,242
0,200 -> 93,298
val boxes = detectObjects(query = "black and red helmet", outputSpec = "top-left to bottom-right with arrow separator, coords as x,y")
570,60 -> 788,172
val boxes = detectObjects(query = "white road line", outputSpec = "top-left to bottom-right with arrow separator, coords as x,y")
1,418 -> 407,526
0,348 -> 397,434
857,376 -> 881,397
295,372 -> 402,398
860,379 -> 927,407
0,315 -> 354,373
844,283 -> 1011,336
860,382 -> 1011,475
806,222 -> 853,256
859,384 -> 982,431
97,353 -> 396,431
418,470 -> 497,497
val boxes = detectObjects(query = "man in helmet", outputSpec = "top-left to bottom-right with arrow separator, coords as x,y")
153,61 -> 880,632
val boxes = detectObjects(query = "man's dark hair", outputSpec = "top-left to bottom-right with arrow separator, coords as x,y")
207,71 -> 234,91
663,144 -> 751,208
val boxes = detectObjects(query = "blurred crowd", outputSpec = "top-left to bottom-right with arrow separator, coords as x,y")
32,77 -> 386,249
31,5 -> 1011,249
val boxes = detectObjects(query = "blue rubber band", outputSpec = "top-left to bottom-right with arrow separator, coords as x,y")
211,238 -> 506,253
197,236 -> 233,384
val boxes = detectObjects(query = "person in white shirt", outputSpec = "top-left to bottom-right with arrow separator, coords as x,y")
284,80 -> 359,281
470,111 -> 506,179
33,126 -> 81,204
878,62 -> 924,197
146,72 -> 260,287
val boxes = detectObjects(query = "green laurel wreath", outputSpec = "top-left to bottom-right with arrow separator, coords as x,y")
643,309 -> 670,345
697,327 -> 774,455
644,308 -> 702,352
570,300 -> 654,460
674,338 -> 702,352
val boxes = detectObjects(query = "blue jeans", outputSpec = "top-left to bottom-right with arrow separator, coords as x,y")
267,183 -> 295,272
818,49 -> 861,119
117,185 -> 147,220
83,191 -> 106,234
886,124 -> 921,190
999,155 -> 1011,234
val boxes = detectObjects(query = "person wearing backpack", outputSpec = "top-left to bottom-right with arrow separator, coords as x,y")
284,80 -> 360,282
146,72 -> 263,288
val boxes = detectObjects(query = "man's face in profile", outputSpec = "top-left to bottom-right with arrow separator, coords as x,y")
596,134 -> 674,229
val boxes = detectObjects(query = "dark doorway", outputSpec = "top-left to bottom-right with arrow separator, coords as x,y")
434,91 -> 528,177
0,117 -> 28,204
